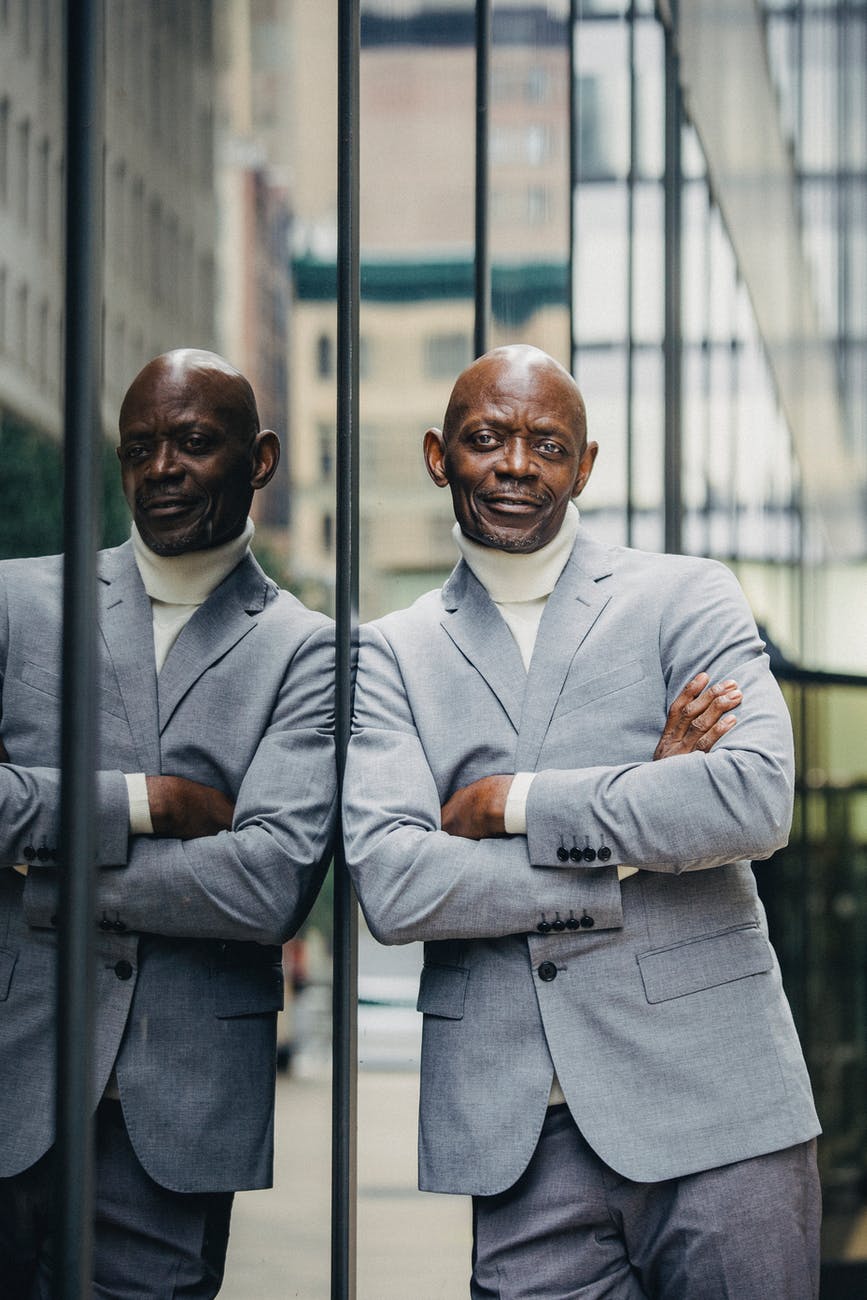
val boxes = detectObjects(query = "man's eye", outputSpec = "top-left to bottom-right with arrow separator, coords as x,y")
123,445 -> 149,462
184,436 -> 211,453
472,432 -> 498,447
537,441 -> 564,456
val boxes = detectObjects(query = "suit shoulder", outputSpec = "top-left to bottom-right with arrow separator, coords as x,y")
262,586 -> 333,637
606,544 -> 741,594
365,588 -> 444,640
0,552 -> 64,579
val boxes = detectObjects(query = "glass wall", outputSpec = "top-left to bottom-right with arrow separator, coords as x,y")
1,0 -> 865,1295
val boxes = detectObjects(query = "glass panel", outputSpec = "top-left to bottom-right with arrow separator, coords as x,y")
356,4 -> 475,1292
490,2 -> 571,361
763,681 -> 867,1258
2,7 -> 338,1294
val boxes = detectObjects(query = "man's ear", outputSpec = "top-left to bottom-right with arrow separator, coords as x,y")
571,440 -> 598,499
251,430 -> 280,490
423,428 -> 449,487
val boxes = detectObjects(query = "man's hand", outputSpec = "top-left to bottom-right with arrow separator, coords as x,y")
145,775 -> 235,840
653,672 -> 741,761
440,774 -> 513,841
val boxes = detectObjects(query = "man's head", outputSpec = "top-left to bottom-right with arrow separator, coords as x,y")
423,344 -> 597,553
117,348 -> 280,556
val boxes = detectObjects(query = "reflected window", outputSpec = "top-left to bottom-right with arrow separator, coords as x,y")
317,332 -> 333,378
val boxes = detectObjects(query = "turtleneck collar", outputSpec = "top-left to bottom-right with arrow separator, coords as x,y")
131,518 -> 254,606
453,502 -> 580,604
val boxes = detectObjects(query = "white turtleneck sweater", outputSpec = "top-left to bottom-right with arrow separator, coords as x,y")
123,519 -> 255,833
454,504 -> 636,1107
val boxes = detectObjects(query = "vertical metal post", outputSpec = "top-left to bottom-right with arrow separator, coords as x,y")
568,0 -> 577,372
57,1 -> 104,1296
474,0 -> 491,358
332,0 -> 360,1296
626,2 -> 637,547
662,1 -> 683,555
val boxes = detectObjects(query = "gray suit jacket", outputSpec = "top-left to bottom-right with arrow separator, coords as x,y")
343,527 -> 819,1196
0,541 -> 336,1192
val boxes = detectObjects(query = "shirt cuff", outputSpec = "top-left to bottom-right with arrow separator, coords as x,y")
125,772 -> 154,835
618,865 -> 639,880
504,772 -> 536,835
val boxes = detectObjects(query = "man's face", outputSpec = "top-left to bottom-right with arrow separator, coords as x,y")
424,349 -> 597,553
117,361 -> 263,556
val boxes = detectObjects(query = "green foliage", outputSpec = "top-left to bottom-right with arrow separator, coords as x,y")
0,412 -> 131,559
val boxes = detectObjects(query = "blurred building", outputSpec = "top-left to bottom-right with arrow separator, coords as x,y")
0,1 -> 218,553
216,0 -> 294,542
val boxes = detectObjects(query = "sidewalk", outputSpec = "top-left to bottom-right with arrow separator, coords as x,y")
221,1070 -> 471,1299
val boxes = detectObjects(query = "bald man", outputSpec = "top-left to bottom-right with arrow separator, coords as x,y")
343,346 -> 820,1299
0,351 -> 336,1296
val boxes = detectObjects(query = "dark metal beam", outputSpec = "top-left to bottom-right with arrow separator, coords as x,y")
474,0 -> 491,357
332,0 -> 360,1296
663,3 -> 683,555
56,1 -> 104,1296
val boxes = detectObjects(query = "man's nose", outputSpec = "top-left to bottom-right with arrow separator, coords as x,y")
146,441 -> 184,478
496,437 -> 537,478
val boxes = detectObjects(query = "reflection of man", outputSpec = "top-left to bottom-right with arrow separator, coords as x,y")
344,346 -> 820,1298
0,350 -> 335,1296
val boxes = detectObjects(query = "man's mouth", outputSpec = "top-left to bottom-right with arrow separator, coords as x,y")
479,493 -> 545,513
137,495 -> 200,518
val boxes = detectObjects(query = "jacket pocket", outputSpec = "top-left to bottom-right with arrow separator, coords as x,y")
20,660 -> 128,722
0,948 -> 17,1000
554,657 -> 648,719
637,924 -> 772,1004
214,962 -> 284,1018
416,963 -> 469,1020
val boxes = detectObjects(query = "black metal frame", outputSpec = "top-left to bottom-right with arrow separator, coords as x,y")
331,1 -> 360,1296
56,2 -> 104,1296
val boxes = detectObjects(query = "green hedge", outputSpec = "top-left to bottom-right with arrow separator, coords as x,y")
0,412 -> 130,559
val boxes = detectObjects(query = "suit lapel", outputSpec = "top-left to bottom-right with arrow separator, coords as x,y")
515,529 -> 614,771
439,562 -> 525,732
157,553 -> 269,735
98,543 -> 161,774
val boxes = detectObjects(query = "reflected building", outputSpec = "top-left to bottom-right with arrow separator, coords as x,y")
0,2 -> 219,554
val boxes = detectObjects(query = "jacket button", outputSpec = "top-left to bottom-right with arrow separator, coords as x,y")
582,847 -> 596,862
50,914 -> 58,927
113,920 -> 127,934
556,847 -> 569,862
569,847 -> 581,862
23,845 -> 36,862
114,960 -> 134,980
99,917 -> 113,931
565,917 -> 579,930
538,961 -> 558,982
598,846 -> 612,862
580,915 -> 595,929
551,919 -> 565,932
536,920 -> 551,934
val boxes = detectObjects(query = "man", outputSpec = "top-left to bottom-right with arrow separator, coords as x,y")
0,350 -> 336,1296
343,345 -> 820,1298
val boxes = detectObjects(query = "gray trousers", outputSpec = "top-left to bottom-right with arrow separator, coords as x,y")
0,1098 -> 233,1299
472,1104 -> 821,1300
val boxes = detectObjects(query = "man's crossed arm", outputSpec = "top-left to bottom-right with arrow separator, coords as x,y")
441,672 -> 742,840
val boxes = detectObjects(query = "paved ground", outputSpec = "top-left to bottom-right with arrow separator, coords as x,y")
221,1070 -> 471,1299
